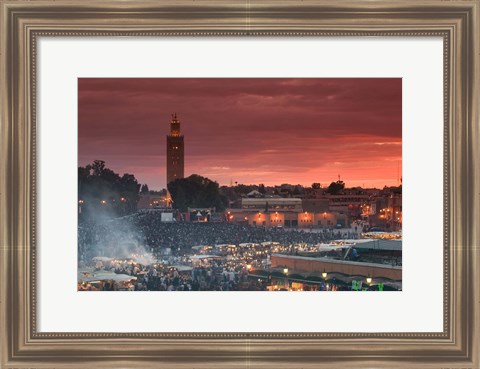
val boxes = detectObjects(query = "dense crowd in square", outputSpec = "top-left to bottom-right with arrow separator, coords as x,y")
78,212 -> 361,291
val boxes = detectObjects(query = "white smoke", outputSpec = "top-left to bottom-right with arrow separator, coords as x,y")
79,213 -> 157,266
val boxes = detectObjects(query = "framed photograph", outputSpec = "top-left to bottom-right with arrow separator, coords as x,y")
1,1 -> 479,368
76,77 -> 403,294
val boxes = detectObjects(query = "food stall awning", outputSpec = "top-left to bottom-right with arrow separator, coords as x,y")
78,272 -> 137,282
189,255 -> 220,259
92,256 -> 114,262
239,243 -> 258,247
316,244 -> 348,251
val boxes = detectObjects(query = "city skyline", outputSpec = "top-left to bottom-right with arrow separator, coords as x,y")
78,78 -> 402,190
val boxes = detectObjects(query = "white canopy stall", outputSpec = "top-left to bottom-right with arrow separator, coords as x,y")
316,243 -> 349,252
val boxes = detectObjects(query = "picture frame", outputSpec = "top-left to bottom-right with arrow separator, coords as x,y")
0,1 -> 478,368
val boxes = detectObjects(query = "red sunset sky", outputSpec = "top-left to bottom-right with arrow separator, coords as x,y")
78,78 -> 402,190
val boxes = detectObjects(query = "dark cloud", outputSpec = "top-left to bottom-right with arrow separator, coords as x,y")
79,78 -> 401,189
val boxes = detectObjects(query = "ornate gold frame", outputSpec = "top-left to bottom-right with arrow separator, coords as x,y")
1,1 -> 479,368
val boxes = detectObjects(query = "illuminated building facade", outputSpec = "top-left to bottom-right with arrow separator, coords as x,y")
225,198 -> 348,228
166,113 -> 185,186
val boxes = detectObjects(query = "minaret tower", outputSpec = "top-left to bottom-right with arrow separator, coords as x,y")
166,113 -> 185,186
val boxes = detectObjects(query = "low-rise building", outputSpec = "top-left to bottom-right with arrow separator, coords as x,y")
271,253 -> 402,281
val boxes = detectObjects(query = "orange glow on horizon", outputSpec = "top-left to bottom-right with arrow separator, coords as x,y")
79,78 -> 401,190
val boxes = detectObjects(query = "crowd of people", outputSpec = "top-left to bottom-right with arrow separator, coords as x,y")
76,211 -> 402,291
77,212 -> 357,291
78,212 -> 351,264
80,257 -> 266,291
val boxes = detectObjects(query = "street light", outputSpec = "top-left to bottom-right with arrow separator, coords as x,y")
366,275 -> 372,285
283,267 -> 290,291
322,269 -> 327,279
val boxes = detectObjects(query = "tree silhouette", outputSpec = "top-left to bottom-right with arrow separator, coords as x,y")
140,184 -> 150,194
78,160 -> 141,220
167,174 -> 228,212
326,180 -> 345,194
